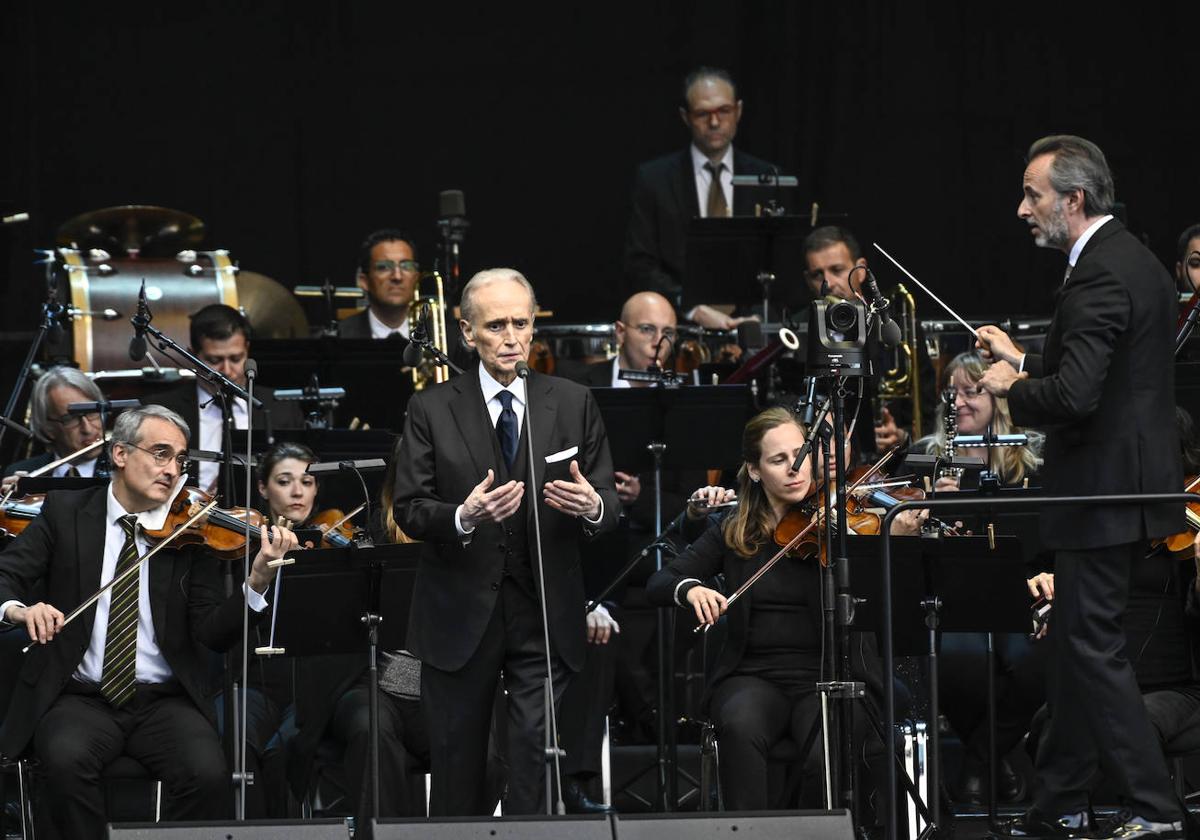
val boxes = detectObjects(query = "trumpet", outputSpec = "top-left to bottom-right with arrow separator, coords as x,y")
408,270 -> 450,391
877,282 -> 923,439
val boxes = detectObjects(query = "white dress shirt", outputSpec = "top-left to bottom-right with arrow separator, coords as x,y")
53,457 -> 97,478
609,356 -> 631,388
368,308 -> 411,340
197,382 -> 248,492
691,144 -> 735,218
1067,215 -> 1115,274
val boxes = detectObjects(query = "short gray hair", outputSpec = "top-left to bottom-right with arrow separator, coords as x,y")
459,268 -> 538,325
1027,134 -> 1115,218
30,366 -> 103,444
110,405 -> 191,455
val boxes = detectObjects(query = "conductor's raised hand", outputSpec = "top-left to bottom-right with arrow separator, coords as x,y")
543,460 -> 602,519
975,325 -> 1022,366
686,585 -> 728,626
461,469 -> 525,529
249,523 -> 300,594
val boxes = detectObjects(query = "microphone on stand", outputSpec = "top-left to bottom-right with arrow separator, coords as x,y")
129,281 -> 150,362
860,270 -> 902,348
403,305 -> 429,367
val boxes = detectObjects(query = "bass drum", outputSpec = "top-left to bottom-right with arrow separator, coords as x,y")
62,248 -> 239,372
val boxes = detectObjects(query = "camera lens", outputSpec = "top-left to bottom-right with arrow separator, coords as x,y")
827,301 -> 857,333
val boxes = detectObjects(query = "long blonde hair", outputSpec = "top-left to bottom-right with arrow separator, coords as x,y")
381,435 -> 417,544
722,407 -> 807,558
924,351 -> 1043,485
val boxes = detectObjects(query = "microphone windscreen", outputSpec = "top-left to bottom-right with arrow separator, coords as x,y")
880,318 -> 903,349
439,189 -> 466,218
129,335 -> 146,362
737,319 -> 764,350
402,340 -> 424,367
244,358 -> 258,379
515,360 -> 531,378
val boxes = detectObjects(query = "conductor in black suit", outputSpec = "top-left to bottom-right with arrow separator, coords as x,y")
0,405 -> 297,840
624,66 -> 776,330
978,135 -> 1184,840
393,268 -> 619,815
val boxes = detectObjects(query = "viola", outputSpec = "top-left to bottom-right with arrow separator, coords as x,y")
141,485 -> 269,559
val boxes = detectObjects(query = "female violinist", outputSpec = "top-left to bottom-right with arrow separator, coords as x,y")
910,350 -> 1047,805
257,442 -> 361,548
645,407 -> 899,811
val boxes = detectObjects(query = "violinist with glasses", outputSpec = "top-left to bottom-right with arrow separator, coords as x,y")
0,405 -> 296,840
644,406 -> 920,811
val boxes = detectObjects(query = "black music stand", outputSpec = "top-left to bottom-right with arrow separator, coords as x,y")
847,535 -> 1029,836
588,385 -> 751,811
258,544 -> 419,824
15,476 -> 108,494
684,215 -> 815,322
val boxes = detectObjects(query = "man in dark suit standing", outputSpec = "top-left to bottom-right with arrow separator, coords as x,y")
0,404 -> 296,840
337,229 -> 420,340
143,304 -> 304,495
393,268 -> 619,815
978,135 -> 1184,840
624,66 -> 776,330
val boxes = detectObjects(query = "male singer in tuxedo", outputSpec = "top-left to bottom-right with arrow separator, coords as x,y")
624,66 -> 775,330
978,135 -> 1184,840
0,405 -> 296,840
393,268 -> 619,815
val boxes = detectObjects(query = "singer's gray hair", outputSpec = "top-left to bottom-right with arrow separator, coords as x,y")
1027,135 -> 1115,218
459,268 -> 538,325
29,366 -> 104,444
110,405 -> 191,453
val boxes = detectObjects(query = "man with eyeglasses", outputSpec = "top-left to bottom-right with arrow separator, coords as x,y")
624,66 -> 776,330
0,405 -> 298,840
2,366 -> 106,491
338,229 -> 421,340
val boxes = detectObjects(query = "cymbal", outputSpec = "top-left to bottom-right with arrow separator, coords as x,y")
236,271 -> 310,339
56,205 -> 206,257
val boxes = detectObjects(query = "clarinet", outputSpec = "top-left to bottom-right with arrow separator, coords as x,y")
937,386 -> 963,484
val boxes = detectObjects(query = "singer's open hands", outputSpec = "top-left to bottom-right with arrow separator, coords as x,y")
614,471 -> 641,505
461,469 -> 525,529
543,460 -> 601,519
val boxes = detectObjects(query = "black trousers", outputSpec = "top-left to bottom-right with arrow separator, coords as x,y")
421,578 -> 570,816
329,678 -> 429,824
214,688 -> 294,818
1034,542 -> 1180,822
34,681 -> 228,840
559,630 -> 617,778
709,674 -> 824,811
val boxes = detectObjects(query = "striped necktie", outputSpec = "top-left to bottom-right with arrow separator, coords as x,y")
101,514 -> 140,707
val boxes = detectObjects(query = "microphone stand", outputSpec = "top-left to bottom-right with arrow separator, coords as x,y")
516,365 -> 567,815
235,359 -> 259,820
584,509 -> 687,614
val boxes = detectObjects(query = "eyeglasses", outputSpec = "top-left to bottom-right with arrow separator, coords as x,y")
632,323 -> 678,342
688,104 -> 737,122
947,385 -> 988,400
49,411 -> 99,429
371,259 -> 419,275
125,443 -> 190,470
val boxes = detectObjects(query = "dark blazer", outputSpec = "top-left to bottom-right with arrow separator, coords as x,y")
392,364 -> 619,673
1007,219 -> 1183,550
0,486 -> 256,757
336,309 -> 373,339
2,452 -> 54,478
624,146 -> 778,301
645,516 -> 883,704
144,381 -> 306,441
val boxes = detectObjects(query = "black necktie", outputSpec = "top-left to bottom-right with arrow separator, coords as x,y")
496,390 -> 518,470
101,515 -> 140,707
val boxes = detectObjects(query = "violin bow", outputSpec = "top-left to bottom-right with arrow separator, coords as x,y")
322,502 -> 366,535
695,446 -> 902,633
0,438 -> 107,507
21,499 -> 218,654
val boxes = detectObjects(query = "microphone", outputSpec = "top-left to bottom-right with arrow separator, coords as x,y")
737,319 -> 764,352
515,359 -> 531,379
128,282 -> 149,362
402,340 -> 424,367
861,270 -> 902,348
244,358 -> 258,381
438,189 -> 466,219
402,304 -> 429,367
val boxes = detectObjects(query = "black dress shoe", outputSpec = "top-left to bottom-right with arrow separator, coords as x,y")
562,777 -> 615,814
957,757 -> 1027,805
993,809 -> 1096,839
1100,816 -> 1183,840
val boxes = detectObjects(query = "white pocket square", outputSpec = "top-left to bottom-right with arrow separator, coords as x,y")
545,446 -> 578,464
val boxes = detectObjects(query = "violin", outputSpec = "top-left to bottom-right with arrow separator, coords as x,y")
0,493 -> 46,539
306,506 -> 363,548
141,485 -> 269,559
1152,474 -> 1200,558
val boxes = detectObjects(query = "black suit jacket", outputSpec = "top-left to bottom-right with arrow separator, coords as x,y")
0,486 -> 256,757
392,365 -> 619,673
624,146 -> 778,301
2,452 -> 54,478
336,309 -> 373,339
1008,219 -> 1183,550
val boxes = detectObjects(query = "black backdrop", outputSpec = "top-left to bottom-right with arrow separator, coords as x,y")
2,1 -> 1198,334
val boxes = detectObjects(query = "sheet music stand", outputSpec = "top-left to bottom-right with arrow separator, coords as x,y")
846,534 -> 1029,833
258,543 -> 419,822
684,215 -> 815,322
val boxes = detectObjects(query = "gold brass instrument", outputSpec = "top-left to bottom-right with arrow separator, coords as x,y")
877,282 -> 922,439
408,270 -> 450,390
